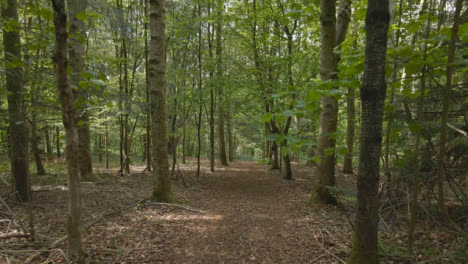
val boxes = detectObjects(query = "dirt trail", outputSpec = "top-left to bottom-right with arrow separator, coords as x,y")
1,161 -> 352,264
165,161 -> 350,263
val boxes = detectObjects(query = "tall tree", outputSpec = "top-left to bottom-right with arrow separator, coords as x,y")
311,0 -> 339,204
348,0 -> 390,262
1,0 -> 31,202
51,0 -> 86,261
216,0 -> 228,166
436,0 -> 468,239
68,0 -> 93,181
150,0 -> 172,202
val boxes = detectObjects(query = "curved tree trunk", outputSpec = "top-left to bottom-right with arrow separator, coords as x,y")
1,0 -> 31,202
348,0 -> 390,263
51,0 -> 86,261
150,0 -> 172,202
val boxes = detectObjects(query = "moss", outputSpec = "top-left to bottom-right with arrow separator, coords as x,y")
349,233 -> 379,264
151,190 -> 173,203
309,184 -> 337,205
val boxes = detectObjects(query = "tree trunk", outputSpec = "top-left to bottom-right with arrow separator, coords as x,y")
31,95 -> 46,176
216,0 -> 228,166
348,0 -> 390,263
343,86 -> 355,174
150,0 -> 172,202
1,0 -> 31,202
436,0 -> 468,239
207,3 -> 215,172
45,127 -> 52,158
56,126 -> 61,158
51,0 -> 85,261
68,0 -> 92,181
105,125 -> 109,169
311,0 -> 339,204
196,0 -> 203,177
144,0 -> 152,172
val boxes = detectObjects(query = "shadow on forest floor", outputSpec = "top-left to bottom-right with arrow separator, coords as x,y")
0,160 -> 466,263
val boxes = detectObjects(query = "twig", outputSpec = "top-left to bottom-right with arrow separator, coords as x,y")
315,228 -> 347,264
319,245 -> 347,264
147,202 -> 208,214
0,174 -> 10,186
0,233 -> 30,240
84,198 -> 148,231
0,196 -> 29,238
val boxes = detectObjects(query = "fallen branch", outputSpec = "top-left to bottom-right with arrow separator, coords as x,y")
447,123 -> 467,137
0,233 -> 30,240
0,196 -> 29,239
319,245 -> 347,264
148,202 -> 208,214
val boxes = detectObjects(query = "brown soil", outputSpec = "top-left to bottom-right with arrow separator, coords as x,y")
0,160 -> 465,263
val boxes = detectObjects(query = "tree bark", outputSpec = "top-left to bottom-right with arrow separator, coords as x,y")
150,0 -> 172,202
45,126 -> 52,158
436,0 -> 468,239
343,86 -> 355,174
208,3 -> 215,172
196,0 -> 203,177
144,0 -> 152,171
216,0 -> 228,166
1,0 -> 31,202
31,95 -> 46,176
68,0 -> 92,181
56,126 -> 61,158
51,0 -> 86,261
311,0 -> 339,204
348,0 -> 390,263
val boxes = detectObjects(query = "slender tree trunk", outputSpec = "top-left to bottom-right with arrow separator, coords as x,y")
384,0 -> 403,185
227,108 -> 234,162
45,127 -> 52,158
207,3 -> 215,172
343,86 -> 355,174
98,134 -> 103,162
182,130 -> 186,165
311,0 -> 339,204
68,0 -> 92,181
105,124 -> 109,169
408,0 -> 433,253
56,126 -> 61,158
216,0 -> 228,166
150,0 -> 172,202
196,0 -> 203,177
436,0 -> 468,239
339,0 -> 354,175
31,95 -> 46,176
144,0 -> 152,171
51,0 -> 85,261
348,0 -> 390,263
1,0 -> 31,202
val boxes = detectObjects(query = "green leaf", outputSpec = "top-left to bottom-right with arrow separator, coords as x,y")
76,11 -> 88,22
261,113 -> 273,123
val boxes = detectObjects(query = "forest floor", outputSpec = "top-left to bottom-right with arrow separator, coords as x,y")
0,160 -> 466,263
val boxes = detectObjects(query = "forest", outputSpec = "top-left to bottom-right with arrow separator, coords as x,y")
0,0 -> 467,263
